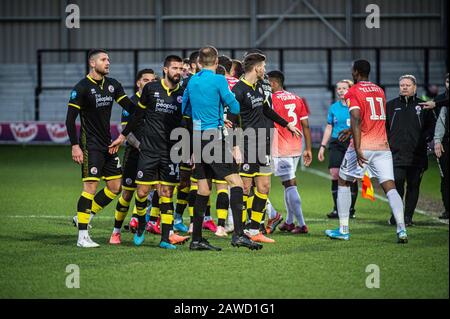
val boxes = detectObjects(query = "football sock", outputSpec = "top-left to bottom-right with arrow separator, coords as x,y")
91,187 -> 118,215
175,186 -> 189,218
386,189 -> 406,233
203,198 -> 212,222
149,191 -> 160,222
285,186 -> 305,227
250,189 -> 268,230
337,186 -> 351,234
284,188 -> 294,225
77,191 -> 94,231
135,193 -> 148,234
216,189 -> 229,227
230,187 -> 244,236
242,194 -> 249,225
188,186 -> 197,224
160,196 -> 174,243
114,194 -> 131,231
193,194 -> 209,242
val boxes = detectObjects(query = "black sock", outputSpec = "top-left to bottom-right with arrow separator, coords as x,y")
160,196 -> 174,243
150,191 -> 160,222
331,179 -> 338,211
77,192 -> 93,230
193,194 -> 209,242
230,187 -> 244,236
250,190 -> 267,230
175,186 -> 189,217
216,190 -> 229,227
188,188 -> 197,223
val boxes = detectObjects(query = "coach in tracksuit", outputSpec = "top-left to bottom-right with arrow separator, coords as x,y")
386,75 -> 436,226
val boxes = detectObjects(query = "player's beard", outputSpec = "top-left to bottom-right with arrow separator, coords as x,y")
95,66 -> 109,76
167,73 -> 181,85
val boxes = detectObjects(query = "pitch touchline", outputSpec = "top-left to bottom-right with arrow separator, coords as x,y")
303,167 -> 449,225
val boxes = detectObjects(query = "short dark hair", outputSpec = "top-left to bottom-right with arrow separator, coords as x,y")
232,59 -> 244,78
216,65 -> 226,76
189,51 -> 200,65
135,68 -> 155,82
218,55 -> 232,73
243,48 -> 265,60
183,58 -> 190,65
352,59 -> 371,77
267,70 -> 285,87
243,53 -> 266,73
164,55 -> 183,67
199,46 -> 218,67
88,49 -> 108,61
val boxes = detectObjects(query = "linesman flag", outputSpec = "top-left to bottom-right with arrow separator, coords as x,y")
361,171 -> 375,201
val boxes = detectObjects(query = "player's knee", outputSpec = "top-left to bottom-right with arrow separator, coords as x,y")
257,183 -> 270,195
159,187 -> 174,199
136,188 -> 148,199
83,182 -> 97,195
121,190 -> 134,202
330,168 -> 340,180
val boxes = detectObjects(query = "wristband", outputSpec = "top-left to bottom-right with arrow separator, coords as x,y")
320,144 -> 326,149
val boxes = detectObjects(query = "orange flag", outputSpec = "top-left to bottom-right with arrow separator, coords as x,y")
361,171 -> 375,201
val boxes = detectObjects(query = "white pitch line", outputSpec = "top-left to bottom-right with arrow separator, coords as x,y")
303,167 -> 449,225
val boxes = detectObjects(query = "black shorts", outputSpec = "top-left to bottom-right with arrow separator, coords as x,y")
121,145 -> 140,190
136,151 -> 180,186
239,156 -> 273,178
328,138 -> 350,169
81,148 -> 122,182
192,137 -> 237,181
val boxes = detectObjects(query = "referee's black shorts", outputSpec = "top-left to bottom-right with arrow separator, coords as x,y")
192,136 -> 238,181
328,138 -> 350,169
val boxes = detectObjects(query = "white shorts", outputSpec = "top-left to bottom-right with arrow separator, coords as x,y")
273,156 -> 300,182
339,149 -> 395,184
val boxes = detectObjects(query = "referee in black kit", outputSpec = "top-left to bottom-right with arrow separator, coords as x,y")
66,49 -> 137,248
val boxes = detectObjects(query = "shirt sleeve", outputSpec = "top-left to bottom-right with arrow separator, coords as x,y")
218,76 -> 240,115
344,90 -> 360,112
434,107 -> 447,144
113,80 -> 127,103
327,105 -> 334,125
68,84 -> 85,110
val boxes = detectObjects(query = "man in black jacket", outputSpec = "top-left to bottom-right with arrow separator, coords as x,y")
386,74 -> 436,226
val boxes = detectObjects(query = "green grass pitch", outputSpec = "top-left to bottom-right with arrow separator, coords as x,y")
0,145 -> 448,298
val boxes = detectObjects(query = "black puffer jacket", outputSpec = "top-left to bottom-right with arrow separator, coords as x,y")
386,94 -> 436,168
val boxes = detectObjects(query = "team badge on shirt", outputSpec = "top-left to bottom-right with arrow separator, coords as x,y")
108,85 -> 115,93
